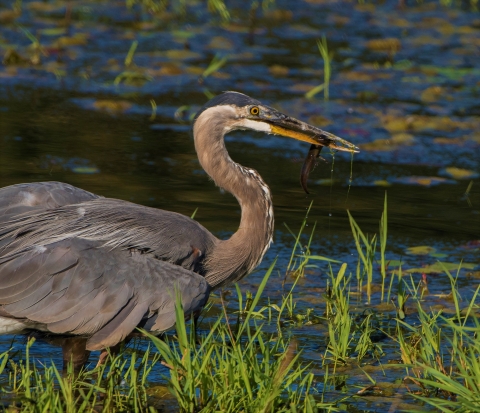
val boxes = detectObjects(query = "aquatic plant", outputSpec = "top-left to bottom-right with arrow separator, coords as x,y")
146,265 -> 337,412
0,197 -> 478,412
0,340 -> 160,412
306,36 -> 332,101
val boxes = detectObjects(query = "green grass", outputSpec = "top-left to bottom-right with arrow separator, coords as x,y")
0,340 -> 160,412
144,264 -> 336,413
305,36 -> 332,101
0,196 -> 479,412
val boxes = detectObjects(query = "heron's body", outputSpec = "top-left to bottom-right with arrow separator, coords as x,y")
0,92 -> 357,370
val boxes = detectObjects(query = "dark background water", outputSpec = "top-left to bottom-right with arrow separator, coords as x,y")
0,0 -> 479,410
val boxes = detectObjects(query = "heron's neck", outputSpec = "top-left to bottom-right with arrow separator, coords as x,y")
193,114 -> 274,289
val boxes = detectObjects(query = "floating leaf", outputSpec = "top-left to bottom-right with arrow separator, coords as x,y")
185,66 -> 204,76
265,9 -> 293,21
53,34 -> 88,47
394,176 -> 455,187
361,133 -> 414,151
0,9 -> 20,24
71,166 -> 100,174
146,384 -> 171,398
385,260 -> 404,267
436,22 -> 456,36
27,1 -> 64,11
3,49 -> 29,65
381,113 -> 466,133
289,83 -> 316,93
406,262 -> 477,274
114,71 -> 152,86
375,302 -> 396,312
308,115 -> 331,127
357,90 -> 379,102
420,86 -> 445,103
406,246 -> 436,255
163,50 -> 201,60
211,71 -> 230,79
222,23 -> 250,34
342,71 -> 376,82
410,35 -> 444,46
208,36 -> 233,50
331,15 -> 350,25
93,100 -> 132,114
39,28 -> 66,36
373,180 -> 391,187
388,17 -> 409,28
269,64 -> 289,77
314,178 -> 338,185
393,59 -> 413,70
171,30 -> 195,40
430,253 -> 448,258
366,38 -> 401,53
433,136 -> 468,145
420,65 -> 480,81
157,62 -> 183,76
440,167 -> 479,180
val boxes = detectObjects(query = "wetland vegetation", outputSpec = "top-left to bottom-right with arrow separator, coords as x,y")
0,0 -> 479,412
0,204 -> 479,412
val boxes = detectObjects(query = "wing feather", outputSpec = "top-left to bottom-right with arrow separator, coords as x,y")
0,238 -> 210,350
0,182 -> 100,219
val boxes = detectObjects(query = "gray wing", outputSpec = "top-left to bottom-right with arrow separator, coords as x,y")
0,182 -> 100,220
0,182 -> 218,273
0,238 -> 210,351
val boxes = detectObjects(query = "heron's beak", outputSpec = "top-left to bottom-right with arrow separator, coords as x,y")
259,109 -> 359,153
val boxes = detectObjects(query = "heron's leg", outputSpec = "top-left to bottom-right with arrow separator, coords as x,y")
192,311 -> 202,345
61,337 -> 90,375
95,339 -> 131,368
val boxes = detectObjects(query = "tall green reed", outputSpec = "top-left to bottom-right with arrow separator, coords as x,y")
145,262 -> 337,413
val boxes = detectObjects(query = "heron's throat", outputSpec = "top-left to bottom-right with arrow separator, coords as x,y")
193,112 -> 274,288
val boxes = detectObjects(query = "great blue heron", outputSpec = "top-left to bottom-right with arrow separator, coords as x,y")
0,92 -> 358,371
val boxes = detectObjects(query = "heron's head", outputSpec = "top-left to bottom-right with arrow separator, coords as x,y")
193,91 -> 359,153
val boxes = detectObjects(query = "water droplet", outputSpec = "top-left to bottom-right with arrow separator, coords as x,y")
328,213 -> 332,217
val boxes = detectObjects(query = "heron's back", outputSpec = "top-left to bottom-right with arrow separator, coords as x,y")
0,182 -> 216,350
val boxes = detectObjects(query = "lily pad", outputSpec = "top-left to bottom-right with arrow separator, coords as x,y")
440,167 -> 479,180
373,180 -> 391,187
366,38 -> 401,53
381,113 -> 466,133
269,65 -> 289,77
361,133 -> 414,152
393,176 -> 455,187
71,166 -> 100,174
406,262 -> 477,274
420,86 -> 446,103
308,115 -> 332,127
406,246 -> 436,255
93,100 -> 132,114
208,36 -> 234,50
53,34 -> 89,47
314,178 -> 338,186
162,50 -> 201,60
39,28 -> 67,36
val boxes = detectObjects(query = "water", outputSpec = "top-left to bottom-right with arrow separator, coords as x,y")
0,0 -> 479,410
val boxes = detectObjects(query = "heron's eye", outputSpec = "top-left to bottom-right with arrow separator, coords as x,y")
250,106 -> 260,116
